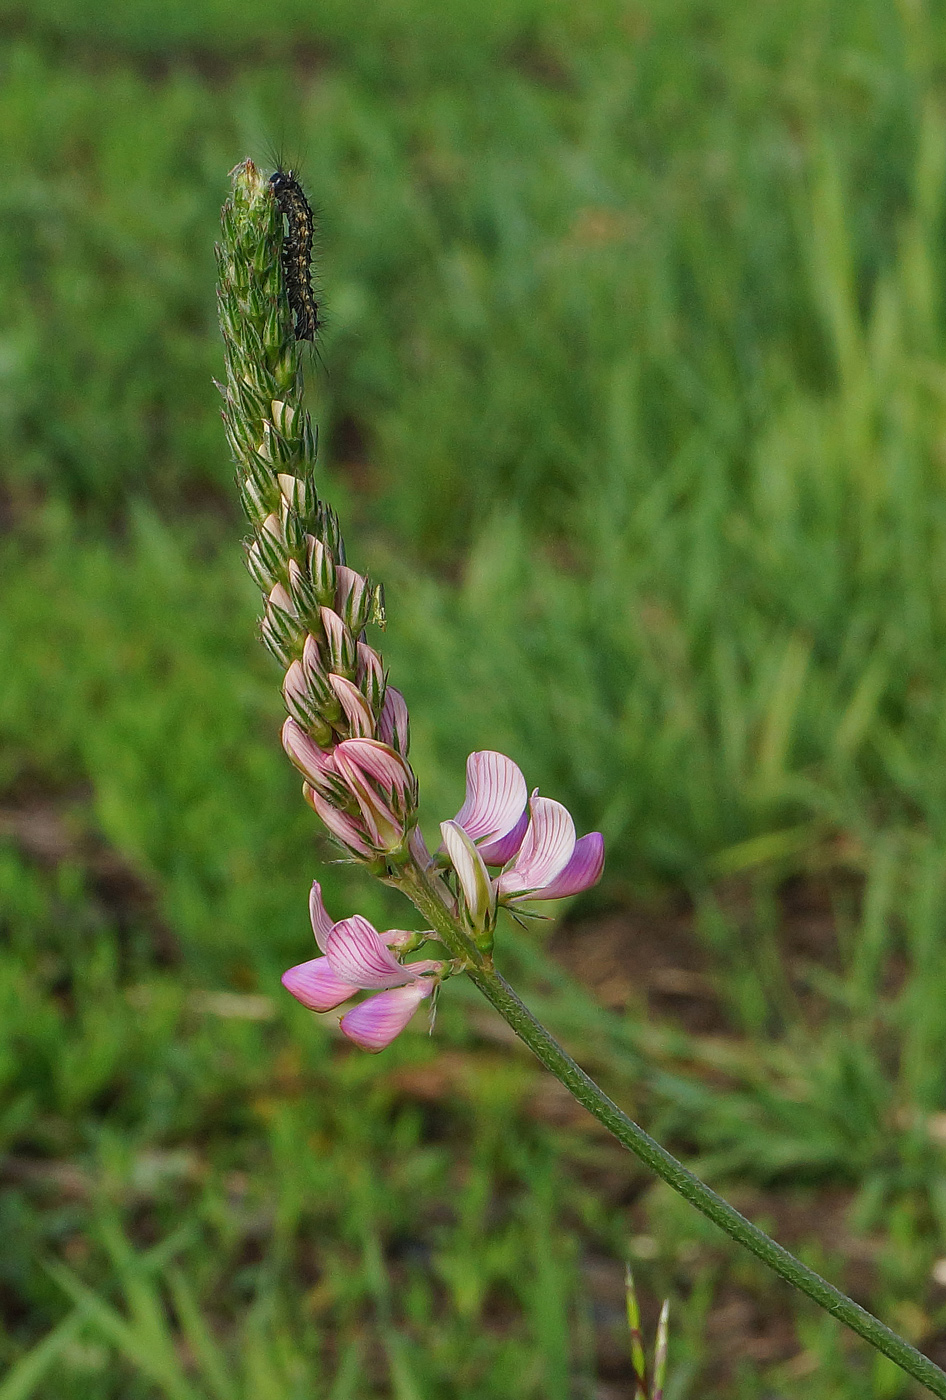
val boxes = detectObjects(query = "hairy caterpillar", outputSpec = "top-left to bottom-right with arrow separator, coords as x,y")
269,168 -> 320,343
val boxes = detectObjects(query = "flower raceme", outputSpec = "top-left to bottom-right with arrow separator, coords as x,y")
282,883 -> 443,1051
440,751 -> 604,936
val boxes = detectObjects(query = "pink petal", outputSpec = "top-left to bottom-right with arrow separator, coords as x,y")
268,581 -> 296,616
440,819 -> 496,930
454,751 -> 528,845
328,674 -> 375,738
378,686 -> 410,755
282,957 -> 360,1012
357,642 -> 385,694
519,831 -> 605,901
340,981 -> 434,1052
409,825 -> 434,871
498,796 -> 576,897
308,881 -> 336,952
325,915 -> 415,989
478,807 -> 529,865
332,746 -> 405,851
334,738 -> 415,803
305,789 -> 374,857
282,718 -> 338,795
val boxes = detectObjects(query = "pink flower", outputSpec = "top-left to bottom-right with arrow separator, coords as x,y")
445,752 -> 604,918
282,719 -> 418,857
282,882 -> 442,1052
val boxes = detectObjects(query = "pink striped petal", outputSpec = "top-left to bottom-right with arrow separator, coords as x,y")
378,686 -> 410,755
325,915 -> 415,989
340,981 -> 434,1052
335,739 -> 415,803
478,807 -> 529,865
519,831 -> 605,902
441,819 -> 496,930
282,957 -> 360,1012
332,746 -> 404,851
282,718 -> 338,795
328,674 -> 375,738
498,796 -> 576,897
305,789 -> 374,857
454,751 -> 528,845
308,881 -> 336,951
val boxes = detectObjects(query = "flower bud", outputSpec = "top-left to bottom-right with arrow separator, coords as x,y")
282,718 -> 341,798
307,536 -> 337,606
379,686 -> 410,756
329,674 -> 376,738
282,660 -> 335,743
287,557 -> 319,621
245,538 -> 278,592
321,607 -> 358,678
278,471 -> 317,518
253,513 -> 285,581
336,566 -> 372,635
270,399 -> 297,436
357,643 -> 386,713
440,820 -> 496,941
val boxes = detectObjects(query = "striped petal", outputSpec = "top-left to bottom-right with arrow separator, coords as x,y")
497,796 -> 576,897
378,686 -> 410,755
325,915 -> 416,989
282,956 -> 360,1012
328,675 -> 375,738
340,981 -> 434,1052
441,819 -> 496,931
304,788 -> 374,857
454,751 -> 528,846
478,807 -> 529,866
308,880 -> 335,952
282,718 -> 337,795
519,831 -> 605,902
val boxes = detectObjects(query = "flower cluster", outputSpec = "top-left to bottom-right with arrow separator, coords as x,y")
217,161 -> 418,865
440,751 -> 604,942
282,882 -> 444,1051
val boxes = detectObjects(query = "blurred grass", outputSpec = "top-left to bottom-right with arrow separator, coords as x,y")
5,0 -> 946,1393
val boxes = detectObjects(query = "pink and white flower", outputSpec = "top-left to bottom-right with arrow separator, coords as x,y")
443,751 -> 604,920
282,882 -> 442,1051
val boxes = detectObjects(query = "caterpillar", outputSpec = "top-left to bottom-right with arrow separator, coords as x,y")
269,168 -> 320,343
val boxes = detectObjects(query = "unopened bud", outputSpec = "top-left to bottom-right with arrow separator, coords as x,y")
321,607 -> 358,678
282,717 -> 341,796
307,536 -> 337,606
329,674 -> 376,738
270,399 -> 297,436
379,686 -> 410,757
245,538 -> 278,592
278,471 -> 317,517
357,643 -> 386,713
287,558 -> 320,621
254,513 -> 285,579
336,567 -> 372,634
282,660 -> 335,743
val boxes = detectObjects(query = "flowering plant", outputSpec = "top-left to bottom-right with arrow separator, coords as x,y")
216,159 -> 946,1397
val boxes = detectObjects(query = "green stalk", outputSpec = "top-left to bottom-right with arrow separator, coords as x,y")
399,864 -> 946,1398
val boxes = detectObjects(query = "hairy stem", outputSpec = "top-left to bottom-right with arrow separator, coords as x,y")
399,863 -> 946,1398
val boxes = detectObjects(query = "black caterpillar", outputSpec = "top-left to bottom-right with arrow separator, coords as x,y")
269,168 -> 320,343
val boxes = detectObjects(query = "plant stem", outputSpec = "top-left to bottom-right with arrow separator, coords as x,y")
399,864 -> 946,1397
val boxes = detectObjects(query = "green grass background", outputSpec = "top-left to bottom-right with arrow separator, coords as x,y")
4,0 -> 946,1393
